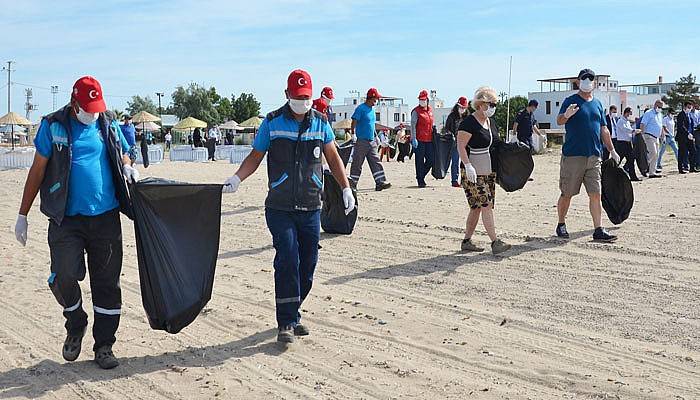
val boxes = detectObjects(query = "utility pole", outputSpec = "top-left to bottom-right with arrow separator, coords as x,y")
51,85 -> 59,111
2,60 -> 14,113
24,88 -> 38,120
155,92 -> 164,138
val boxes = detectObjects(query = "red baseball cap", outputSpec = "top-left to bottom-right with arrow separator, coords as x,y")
287,69 -> 313,98
418,89 -> 429,100
366,87 -> 381,99
72,76 -> 107,113
321,86 -> 334,100
457,96 -> 469,107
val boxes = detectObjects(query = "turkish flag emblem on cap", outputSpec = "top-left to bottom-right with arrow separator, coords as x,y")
287,69 -> 313,98
72,76 -> 107,113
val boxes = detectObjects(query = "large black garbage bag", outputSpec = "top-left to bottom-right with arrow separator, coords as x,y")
634,134 -> 648,176
431,132 -> 455,179
321,170 -> 357,234
494,141 -> 534,192
337,140 -> 354,166
140,137 -> 150,168
601,158 -> 634,225
131,177 -> 222,333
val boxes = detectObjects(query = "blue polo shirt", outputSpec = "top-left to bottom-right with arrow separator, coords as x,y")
351,103 -> 376,141
34,117 -> 130,217
252,111 -> 335,152
559,94 -> 606,157
120,122 -> 136,146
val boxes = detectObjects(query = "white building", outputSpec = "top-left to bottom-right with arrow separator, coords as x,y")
528,75 -> 682,129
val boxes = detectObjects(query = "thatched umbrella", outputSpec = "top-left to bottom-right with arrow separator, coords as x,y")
0,112 -> 32,150
131,111 -> 161,168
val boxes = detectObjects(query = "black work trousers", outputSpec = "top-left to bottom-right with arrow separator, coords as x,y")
47,209 -> 123,351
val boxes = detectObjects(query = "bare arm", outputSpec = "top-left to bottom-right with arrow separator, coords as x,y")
456,130 -> 472,166
556,114 -> 568,126
234,149 -> 265,181
122,153 -> 132,166
323,143 -> 350,189
18,153 -> 49,216
600,126 -> 614,152
511,122 -> 518,135
350,119 -> 356,136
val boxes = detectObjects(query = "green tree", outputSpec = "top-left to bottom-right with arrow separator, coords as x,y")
126,95 -> 158,116
231,92 -> 261,122
111,109 -> 125,120
662,74 -> 700,111
216,97 -> 234,122
170,83 -> 220,125
493,95 -> 528,137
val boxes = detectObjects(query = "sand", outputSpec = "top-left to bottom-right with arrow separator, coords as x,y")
0,149 -> 698,399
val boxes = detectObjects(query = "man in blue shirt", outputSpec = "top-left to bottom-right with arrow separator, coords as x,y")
120,115 -> 138,162
222,69 -> 355,344
348,88 -> 392,191
640,99 -> 665,178
555,69 -> 619,243
14,76 -> 138,369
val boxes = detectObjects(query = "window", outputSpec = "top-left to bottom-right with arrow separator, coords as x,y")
540,123 -> 551,129
393,113 -> 400,122
546,101 -> 551,115
353,99 -> 357,105
344,113 -> 347,119
402,113 -> 405,122
375,112 -> 381,121
555,101 -> 559,107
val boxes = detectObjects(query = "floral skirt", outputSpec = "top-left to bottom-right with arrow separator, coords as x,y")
460,170 -> 496,209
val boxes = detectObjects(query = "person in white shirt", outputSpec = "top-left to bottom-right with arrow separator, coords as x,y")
639,100 -> 665,178
206,126 -> 219,161
615,107 -> 641,181
656,110 -> 679,172
164,132 -> 172,151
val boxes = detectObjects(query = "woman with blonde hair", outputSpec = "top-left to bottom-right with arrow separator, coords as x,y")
456,87 -> 511,255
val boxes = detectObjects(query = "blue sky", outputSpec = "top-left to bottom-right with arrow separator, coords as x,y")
2,0 -> 697,120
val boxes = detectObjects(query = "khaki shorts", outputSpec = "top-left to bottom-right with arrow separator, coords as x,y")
559,156 -> 601,197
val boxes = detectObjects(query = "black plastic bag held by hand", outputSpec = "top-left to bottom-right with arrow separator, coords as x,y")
140,137 -> 150,168
131,178 -> 222,333
321,170 -> 358,234
494,141 -> 534,192
601,158 -> 634,225
431,132 -> 455,180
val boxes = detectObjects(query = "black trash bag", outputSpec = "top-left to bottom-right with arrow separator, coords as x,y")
140,137 -> 150,168
494,141 -> 534,192
131,177 -> 222,333
431,132 -> 455,180
321,170 -> 357,234
601,158 -> 634,225
337,140 -> 354,167
634,134 -> 648,176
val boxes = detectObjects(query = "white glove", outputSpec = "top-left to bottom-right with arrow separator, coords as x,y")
564,104 -> 579,119
464,163 -> 477,184
123,164 -> 140,183
15,214 -> 27,246
690,134 -> 695,141
610,150 -> 621,165
351,134 -> 357,143
223,174 -> 241,193
342,187 -> 356,215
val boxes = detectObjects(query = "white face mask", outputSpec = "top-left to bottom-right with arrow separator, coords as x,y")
76,106 -> 99,125
322,95 -> 332,105
485,106 -> 496,118
654,107 -> 661,113
579,79 -> 594,93
611,112 -> 618,118
419,100 -> 428,108
288,98 -> 312,114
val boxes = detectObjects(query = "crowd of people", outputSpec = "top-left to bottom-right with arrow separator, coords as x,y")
11,67 -> 700,370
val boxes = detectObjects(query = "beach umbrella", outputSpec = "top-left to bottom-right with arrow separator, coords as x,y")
0,112 -> 32,150
238,116 -> 262,129
173,117 -> 207,130
130,111 -> 162,169
135,121 -> 161,131
333,118 -> 352,130
219,120 -> 239,130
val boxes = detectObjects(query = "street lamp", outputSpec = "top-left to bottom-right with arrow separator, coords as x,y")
155,92 -> 164,138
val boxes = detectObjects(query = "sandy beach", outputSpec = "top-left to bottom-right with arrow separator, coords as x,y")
0,149 -> 698,399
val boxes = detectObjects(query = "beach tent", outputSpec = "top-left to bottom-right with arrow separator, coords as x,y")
219,120 -> 240,130
135,121 -> 161,131
0,112 -> 32,149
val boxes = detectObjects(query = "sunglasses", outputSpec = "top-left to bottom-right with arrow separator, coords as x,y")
579,74 -> 595,81
488,102 -> 497,108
